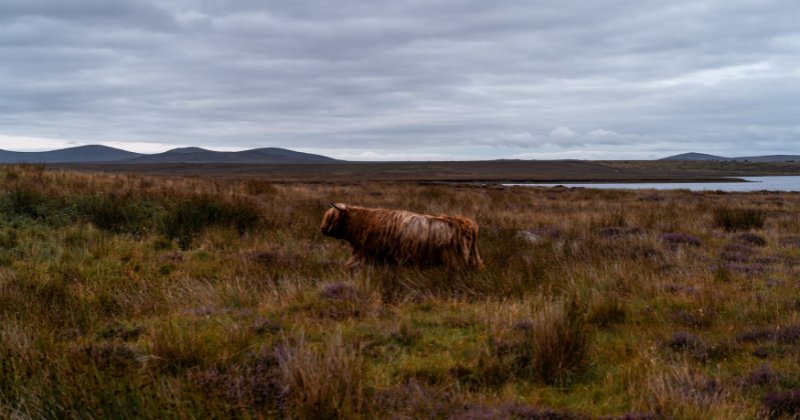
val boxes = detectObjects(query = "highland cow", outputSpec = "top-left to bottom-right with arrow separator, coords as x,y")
319,203 -> 483,269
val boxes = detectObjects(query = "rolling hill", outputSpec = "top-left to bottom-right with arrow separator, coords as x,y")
0,145 -> 338,164
661,152 -> 800,162
0,145 -> 143,163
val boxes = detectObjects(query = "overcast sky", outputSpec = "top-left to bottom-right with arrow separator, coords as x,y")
0,0 -> 798,160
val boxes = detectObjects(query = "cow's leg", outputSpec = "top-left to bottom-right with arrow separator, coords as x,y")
346,253 -> 366,269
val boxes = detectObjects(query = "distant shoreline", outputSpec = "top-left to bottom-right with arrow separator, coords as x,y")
33,160 -> 800,184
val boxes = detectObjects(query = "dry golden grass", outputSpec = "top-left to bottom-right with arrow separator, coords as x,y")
0,163 -> 799,419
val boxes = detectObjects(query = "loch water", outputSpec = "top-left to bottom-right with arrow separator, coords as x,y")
505,176 -> 800,192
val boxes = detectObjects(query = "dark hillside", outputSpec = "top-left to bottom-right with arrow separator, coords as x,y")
0,145 -> 142,163
105,148 -> 339,164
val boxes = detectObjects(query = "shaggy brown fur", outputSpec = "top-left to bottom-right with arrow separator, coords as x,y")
320,203 -> 483,269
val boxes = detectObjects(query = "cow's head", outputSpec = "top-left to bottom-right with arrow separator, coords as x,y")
320,202 -> 348,238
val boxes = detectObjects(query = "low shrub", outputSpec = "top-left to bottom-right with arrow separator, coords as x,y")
160,195 -> 262,249
306,282 -> 374,320
713,206 -> 765,231
448,403 -> 666,420
186,351 -> 283,412
6,185 -> 48,217
666,332 -> 702,350
762,390 -> 800,419
733,232 -> 767,247
739,363 -> 780,388
736,325 -> 800,344
713,263 -> 766,276
75,193 -> 155,234
658,233 -> 702,247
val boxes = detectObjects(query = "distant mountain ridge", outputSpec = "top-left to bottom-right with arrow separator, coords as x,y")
0,145 -> 339,164
0,145 -> 143,163
660,152 -> 800,162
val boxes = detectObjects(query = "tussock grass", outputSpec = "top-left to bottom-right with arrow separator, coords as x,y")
713,206 -> 766,231
0,164 -> 799,419
278,329 -> 365,420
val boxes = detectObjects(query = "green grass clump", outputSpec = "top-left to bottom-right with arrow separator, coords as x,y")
75,192 -> 158,235
161,195 -> 262,249
713,206 -> 766,231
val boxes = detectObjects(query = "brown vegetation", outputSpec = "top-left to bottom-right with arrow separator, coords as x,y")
0,163 -> 799,419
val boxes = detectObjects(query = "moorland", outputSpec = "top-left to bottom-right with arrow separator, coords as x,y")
45,159 -> 800,184
1,163 -> 800,419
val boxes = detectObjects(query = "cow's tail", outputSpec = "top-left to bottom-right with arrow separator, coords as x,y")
469,226 -> 484,268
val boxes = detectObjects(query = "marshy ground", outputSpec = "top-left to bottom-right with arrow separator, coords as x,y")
1,163 -> 800,419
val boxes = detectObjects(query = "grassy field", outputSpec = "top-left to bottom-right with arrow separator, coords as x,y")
47,159 -> 800,183
1,163 -> 800,419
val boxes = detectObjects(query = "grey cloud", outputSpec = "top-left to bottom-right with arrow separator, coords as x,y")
0,0 -> 799,157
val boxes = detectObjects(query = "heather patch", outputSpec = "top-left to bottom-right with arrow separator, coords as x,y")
68,342 -> 139,371
733,232 -> 767,247
658,233 -> 702,247
446,402 -> 667,420
754,256 -> 782,265
754,348 -> 769,358
736,325 -> 800,344
669,308 -> 716,329
761,390 -> 800,419
712,263 -> 767,276
301,282 -> 377,320
369,379 -> 464,419
156,251 -> 185,263
718,251 -> 750,262
186,351 -> 283,412
677,376 -> 728,407
630,245 -> 661,258
738,363 -> 781,388
722,243 -> 756,254
638,194 -> 665,202
252,318 -> 283,335
664,333 -> 737,363
660,284 -> 699,295
666,332 -> 702,350
247,250 -> 297,267
599,227 -> 644,237
187,306 -> 257,319
513,319 -> 534,331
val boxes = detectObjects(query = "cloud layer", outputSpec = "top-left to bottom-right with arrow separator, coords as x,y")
1,0 -> 799,159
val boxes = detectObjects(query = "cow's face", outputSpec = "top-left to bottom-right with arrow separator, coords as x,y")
320,203 -> 347,238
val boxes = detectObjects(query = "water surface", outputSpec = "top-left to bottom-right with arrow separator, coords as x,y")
505,176 -> 800,192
